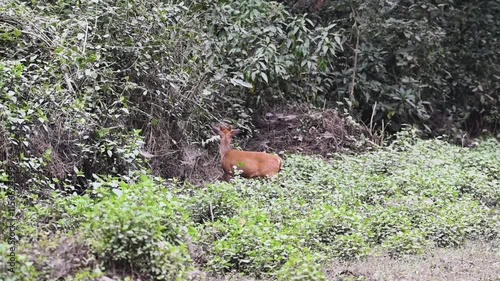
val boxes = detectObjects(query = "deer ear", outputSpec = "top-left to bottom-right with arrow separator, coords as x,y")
231,128 -> 241,136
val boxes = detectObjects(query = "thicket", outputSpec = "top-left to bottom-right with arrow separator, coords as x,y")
1,0 -> 499,189
280,0 -> 500,134
0,0 -> 341,189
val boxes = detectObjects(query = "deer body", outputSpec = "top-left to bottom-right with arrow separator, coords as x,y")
214,124 -> 282,181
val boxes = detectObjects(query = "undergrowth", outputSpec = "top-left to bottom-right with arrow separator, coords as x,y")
1,135 -> 499,280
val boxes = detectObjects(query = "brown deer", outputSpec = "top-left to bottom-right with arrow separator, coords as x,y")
213,124 -> 282,181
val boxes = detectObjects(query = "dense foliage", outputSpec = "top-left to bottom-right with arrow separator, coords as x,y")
1,0 -> 498,189
1,135 -> 499,279
1,0 -> 499,279
279,0 -> 500,134
0,0 -> 341,188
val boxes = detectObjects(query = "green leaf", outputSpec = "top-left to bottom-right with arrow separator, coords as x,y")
261,72 -> 268,83
230,78 -> 253,88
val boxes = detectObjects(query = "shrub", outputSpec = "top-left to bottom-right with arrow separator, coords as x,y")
328,233 -> 370,260
423,198 -> 493,247
276,253 -> 327,281
0,0 -> 342,188
196,135 -> 499,270
287,0 -> 500,136
366,206 -> 414,244
207,208 -> 302,276
187,181 -> 250,224
72,176 -> 196,280
3,134 -> 499,279
295,204 -> 364,251
381,230 -> 427,258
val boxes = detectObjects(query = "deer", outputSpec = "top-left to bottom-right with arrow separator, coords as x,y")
213,124 -> 283,181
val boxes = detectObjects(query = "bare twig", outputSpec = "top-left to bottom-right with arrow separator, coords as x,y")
370,101 -> 377,134
209,203 -> 214,222
1,13 -> 54,48
82,20 -> 89,54
64,73 -> 75,94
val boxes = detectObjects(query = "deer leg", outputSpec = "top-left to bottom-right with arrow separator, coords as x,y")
222,172 -> 233,182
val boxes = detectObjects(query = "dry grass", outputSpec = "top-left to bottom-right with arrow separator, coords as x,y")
325,241 -> 500,281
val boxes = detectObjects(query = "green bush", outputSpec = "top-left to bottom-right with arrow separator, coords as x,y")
328,233 -> 370,260
294,0 -> 500,135
192,135 -> 499,271
381,230 -> 427,258
207,208 -> 303,276
423,198 -> 493,247
188,181 -> 249,224
366,206 -> 414,244
0,0 -> 342,189
276,253 -> 327,281
296,204 -> 364,250
71,176 -> 196,280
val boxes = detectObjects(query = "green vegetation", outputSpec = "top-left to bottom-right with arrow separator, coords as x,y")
1,0 -> 499,280
74,179 -> 195,280
1,0 -> 499,190
1,134 -> 499,279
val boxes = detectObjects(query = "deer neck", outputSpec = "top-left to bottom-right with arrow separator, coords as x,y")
219,136 -> 232,157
